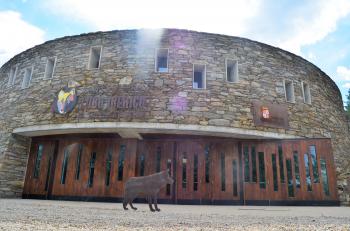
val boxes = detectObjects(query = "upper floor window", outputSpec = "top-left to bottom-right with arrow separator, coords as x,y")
44,57 -> 56,79
22,66 -> 33,89
88,46 -> 102,69
226,59 -> 238,83
155,48 -> 168,72
7,66 -> 17,87
193,64 -> 206,89
284,80 -> 295,103
302,82 -> 311,104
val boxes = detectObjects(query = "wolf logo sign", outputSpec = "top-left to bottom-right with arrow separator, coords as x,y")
52,81 -> 79,114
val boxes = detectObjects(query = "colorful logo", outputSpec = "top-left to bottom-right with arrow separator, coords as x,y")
261,106 -> 270,119
52,81 -> 79,115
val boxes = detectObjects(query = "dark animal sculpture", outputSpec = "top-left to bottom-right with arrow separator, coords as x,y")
123,170 -> 174,212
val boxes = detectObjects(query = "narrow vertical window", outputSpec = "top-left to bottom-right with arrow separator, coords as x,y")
88,152 -> 97,187
226,59 -> 238,82
232,160 -> 238,196
60,148 -> 69,184
309,145 -> 319,183
156,147 -> 161,172
272,154 -> 278,191
22,66 -> 33,88
88,46 -> 102,69
302,82 -> 311,104
286,159 -> 294,197
205,145 -> 210,183
44,57 -> 56,79
118,145 -> 126,181
33,144 -> 44,178
320,159 -> 330,196
193,64 -> 206,89
7,66 -> 17,86
243,145 -> 250,182
155,48 -> 168,72
258,152 -> 266,188
166,158 -> 172,195
284,80 -> 295,102
140,154 -> 145,176
45,157 -> 52,191
193,154 -> 198,191
251,146 -> 257,182
75,144 -> 83,180
182,153 -> 187,189
221,153 -> 226,191
105,148 -> 112,186
278,144 -> 285,183
293,151 -> 301,188
304,154 -> 312,191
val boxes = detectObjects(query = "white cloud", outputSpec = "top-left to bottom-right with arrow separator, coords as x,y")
342,82 -> 350,89
337,66 -> 350,81
0,11 -> 45,66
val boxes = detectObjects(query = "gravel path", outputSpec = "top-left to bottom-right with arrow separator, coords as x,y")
0,199 -> 349,230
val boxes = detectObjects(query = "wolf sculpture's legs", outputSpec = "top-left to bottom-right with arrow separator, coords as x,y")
123,198 -> 128,210
148,196 -> 156,212
154,195 -> 160,212
129,199 -> 137,210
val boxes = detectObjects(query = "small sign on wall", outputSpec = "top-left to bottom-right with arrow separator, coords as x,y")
252,100 -> 289,129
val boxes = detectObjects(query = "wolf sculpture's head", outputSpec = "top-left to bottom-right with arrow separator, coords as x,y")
163,170 -> 174,184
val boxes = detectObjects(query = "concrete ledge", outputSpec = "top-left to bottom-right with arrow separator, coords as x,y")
13,122 -> 301,139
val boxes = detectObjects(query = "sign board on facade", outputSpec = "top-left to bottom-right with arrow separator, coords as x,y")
252,100 -> 289,129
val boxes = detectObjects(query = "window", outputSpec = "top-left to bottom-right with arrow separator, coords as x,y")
226,59 -> 238,82
193,64 -> 206,89
258,152 -> 266,188
44,57 -> 56,79
304,154 -> 312,191
88,46 -> 102,69
272,154 -> 278,191
320,159 -> 330,196
251,146 -> 257,182
182,153 -> 187,189
61,148 -> 69,184
118,145 -> 126,181
75,144 -> 83,180
284,80 -> 295,102
7,66 -> 17,86
140,154 -> 145,176
33,144 -> 44,178
243,145 -> 250,182
221,153 -> 226,191
88,152 -> 97,187
286,159 -> 294,197
44,157 -> 52,191
193,154 -> 198,191
293,151 -> 301,188
205,145 -> 210,183
302,82 -> 311,104
156,147 -> 161,172
166,158 -> 172,195
22,67 -> 33,89
309,145 -> 319,183
105,148 -> 112,186
278,144 -> 285,183
155,48 -> 168,72
232,160 -> 238,196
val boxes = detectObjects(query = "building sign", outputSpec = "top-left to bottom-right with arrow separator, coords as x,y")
52,81 -> 79,115
252,100 -> 289,129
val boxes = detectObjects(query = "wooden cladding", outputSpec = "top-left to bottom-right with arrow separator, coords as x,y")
23,136 -> 338,205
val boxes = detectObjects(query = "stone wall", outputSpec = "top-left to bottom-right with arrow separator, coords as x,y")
0,29 -> 349,204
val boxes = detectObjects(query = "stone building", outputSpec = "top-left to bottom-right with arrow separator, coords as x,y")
0,29 -> 349,205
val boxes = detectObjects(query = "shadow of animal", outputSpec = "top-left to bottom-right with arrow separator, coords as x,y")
123,170 -> 174,212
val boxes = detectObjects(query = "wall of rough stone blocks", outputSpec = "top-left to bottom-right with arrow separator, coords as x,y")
0,29 -> 349,204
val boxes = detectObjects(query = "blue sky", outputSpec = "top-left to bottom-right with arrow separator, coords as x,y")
1,0 -> 350,103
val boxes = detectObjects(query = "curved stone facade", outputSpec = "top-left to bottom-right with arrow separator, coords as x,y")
0,29 -> 349,204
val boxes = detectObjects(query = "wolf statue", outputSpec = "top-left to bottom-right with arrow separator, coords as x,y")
123,170 -> 174,212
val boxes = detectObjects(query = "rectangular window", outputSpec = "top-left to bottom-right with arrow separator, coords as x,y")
226,59 -> 238,83
182,153 -> 187,189
7,66 -> 17,86
75,144 -> 83,180
232,160 -> 238,196
284,80 -> 295,102
205,145 -> 210,183
251,146 -> 257,182
88,152 -> 97,187
140,154 -> 145,176
258,152 -> 266,188
193,64 -> 206,89
156,147 -> 161,172
22,67 -> 33,89
302,82 -> 311,104
244,145 -> 250,182
166,158 -> 172,195
194,154 -> 198,191
309,145 -> 319,183
88,46 -> 102,69
105,148 -> 112,186
286,159 -> 294,197
155,48 -> 168,72
320,158 -> 330,196
272,154 -> 278,191
278,144 -> 285,183
221,153 -> 226,191
44,57 -> 56,79
44,157 -> 52,191
118,145 -> 126,181
60,148 -> 69,184
33,144 -> 44,178
304,154 -> 312,191
293,151 -> 301,188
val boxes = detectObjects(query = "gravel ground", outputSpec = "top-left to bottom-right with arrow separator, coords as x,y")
0,199 -> 349,230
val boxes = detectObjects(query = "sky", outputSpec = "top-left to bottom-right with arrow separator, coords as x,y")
1,0 -> 350,103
